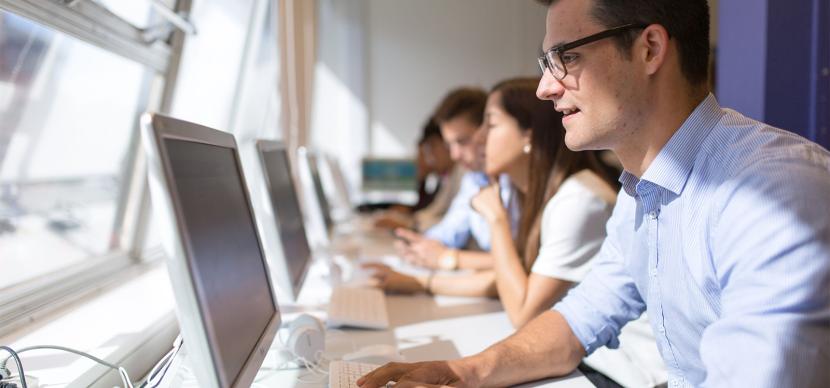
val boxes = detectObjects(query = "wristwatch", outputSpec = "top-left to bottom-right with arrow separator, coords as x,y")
438,249 -> 459,270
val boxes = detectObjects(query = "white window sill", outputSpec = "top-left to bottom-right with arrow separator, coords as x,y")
0,264 -> 178,388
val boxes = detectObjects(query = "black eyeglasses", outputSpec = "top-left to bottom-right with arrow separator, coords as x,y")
537,23 -> 649,80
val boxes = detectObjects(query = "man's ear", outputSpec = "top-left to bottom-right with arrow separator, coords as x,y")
639,24 -> 671,76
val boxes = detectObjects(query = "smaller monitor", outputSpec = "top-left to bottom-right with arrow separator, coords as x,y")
307,152 -> 334,232
320,154 -> 355,219
142,113 -> 280,388
296,147 -> 332,247
361,158 -> 417,192
255,140 -> 313,301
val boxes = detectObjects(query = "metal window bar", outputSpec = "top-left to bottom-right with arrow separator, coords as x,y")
0,0 -> 172,72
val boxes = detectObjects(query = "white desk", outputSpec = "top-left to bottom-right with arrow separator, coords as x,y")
158,231 -> 594,387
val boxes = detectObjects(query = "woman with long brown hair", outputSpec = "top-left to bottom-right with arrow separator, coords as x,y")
366,77 -> 616,317
468,77 -> 618,326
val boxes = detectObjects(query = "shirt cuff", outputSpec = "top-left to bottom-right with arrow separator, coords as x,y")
553,292 -> 621,355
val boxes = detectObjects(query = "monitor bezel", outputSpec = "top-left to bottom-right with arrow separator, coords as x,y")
296,147 -> 331,248
322,154 -> 354,213
255,139 -> 313,302
305,151 -> 335,232
141,113 -> 281,388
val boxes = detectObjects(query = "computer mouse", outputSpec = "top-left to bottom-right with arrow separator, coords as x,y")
341,344 -> 404,365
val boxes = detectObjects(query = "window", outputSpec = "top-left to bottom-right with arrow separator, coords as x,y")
0,10 -> 150,290
141,0 -> 280,258
231,0 -> 282,141
0,0 -> 283,353
170,0 -> 255,131
93,0 -> 154,29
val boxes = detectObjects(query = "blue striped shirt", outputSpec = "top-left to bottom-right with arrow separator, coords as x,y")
554,94 -> 830,387
424,172 -> 518,249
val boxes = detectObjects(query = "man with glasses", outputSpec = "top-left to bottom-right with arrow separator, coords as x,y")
358,0 -> 830,387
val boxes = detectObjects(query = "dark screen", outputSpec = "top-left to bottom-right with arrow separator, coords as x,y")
307,154 -> 334,232
260,148 -> 312,292
165,139 -> 276,386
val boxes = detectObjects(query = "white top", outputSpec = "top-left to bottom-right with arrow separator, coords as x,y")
530,170 -> 616,281
530,170 -> 668,388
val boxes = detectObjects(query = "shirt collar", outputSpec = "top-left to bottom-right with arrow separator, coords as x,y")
620,93 -> 724,197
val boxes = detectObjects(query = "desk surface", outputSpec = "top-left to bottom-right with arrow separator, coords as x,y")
159,228 -> 594,387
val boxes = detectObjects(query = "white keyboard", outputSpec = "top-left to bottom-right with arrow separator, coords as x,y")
328,360 -> 380,388
327,286 -> 390,329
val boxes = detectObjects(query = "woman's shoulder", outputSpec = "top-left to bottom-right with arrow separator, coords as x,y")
556,169 -> 618,206
540,170 -> 616,228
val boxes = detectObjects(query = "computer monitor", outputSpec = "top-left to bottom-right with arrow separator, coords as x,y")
297,147 -> 332,247
142,113 -> 281,388
361,158 -> 417,191
255,140 -> 313,301
308,152 -> 334,232
321,154 -> 355,219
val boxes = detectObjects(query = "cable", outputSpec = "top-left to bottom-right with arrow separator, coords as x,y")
0,347 -> 27,388
0,345 -> 132,388
140,336 -> 183,388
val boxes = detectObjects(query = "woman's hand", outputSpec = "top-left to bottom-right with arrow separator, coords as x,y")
363,263 -> 426,294
471,182 -> 507,224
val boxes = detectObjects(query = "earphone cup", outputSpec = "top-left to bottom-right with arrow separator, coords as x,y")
289,313 -> 325,334
287,314 -> 325,365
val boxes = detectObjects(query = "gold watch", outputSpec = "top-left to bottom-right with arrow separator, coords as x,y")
438,249 -> 459,270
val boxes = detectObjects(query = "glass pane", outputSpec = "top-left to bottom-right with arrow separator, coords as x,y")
93,0 -> 154,29
0,11 -> 148,289
232,0 -> 281,141
171,0 -> 255,131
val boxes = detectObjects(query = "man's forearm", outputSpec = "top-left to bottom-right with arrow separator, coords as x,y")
462,310 -> 586,387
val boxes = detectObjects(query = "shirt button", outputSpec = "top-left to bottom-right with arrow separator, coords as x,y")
649,211 -> 658,220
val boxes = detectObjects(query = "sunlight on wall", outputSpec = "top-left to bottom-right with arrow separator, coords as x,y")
310,62 -> 368,198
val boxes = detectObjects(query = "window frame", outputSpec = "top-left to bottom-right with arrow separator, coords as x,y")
0,6 -> 282,384
0,0 -> 171,72
0,0 -> 191,338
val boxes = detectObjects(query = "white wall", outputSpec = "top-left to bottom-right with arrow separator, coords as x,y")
311,0 -> 547,192
366,0 -> 547,156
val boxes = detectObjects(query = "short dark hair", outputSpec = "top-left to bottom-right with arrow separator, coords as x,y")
417,117 -> 442,145
432,87 -> 487,127
538,0 -> 710,85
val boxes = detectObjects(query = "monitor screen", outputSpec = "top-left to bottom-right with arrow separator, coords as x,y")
361,158 -> 417,191
165,139 -> 276,387
259,147 -> 312,293
307,154 -> 334,232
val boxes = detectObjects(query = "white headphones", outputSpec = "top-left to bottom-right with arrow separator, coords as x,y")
285,314 -> 326,366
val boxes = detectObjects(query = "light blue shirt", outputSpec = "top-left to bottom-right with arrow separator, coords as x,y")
554,94 -> 830,387
424,172 -> 518,250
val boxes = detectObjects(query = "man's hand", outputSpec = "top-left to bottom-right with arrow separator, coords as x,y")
362,263 -> 426,294
394,228 -> 448,269
357,312 -> 584,388
357,360 -> 475,388
375,211 -> 414,230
